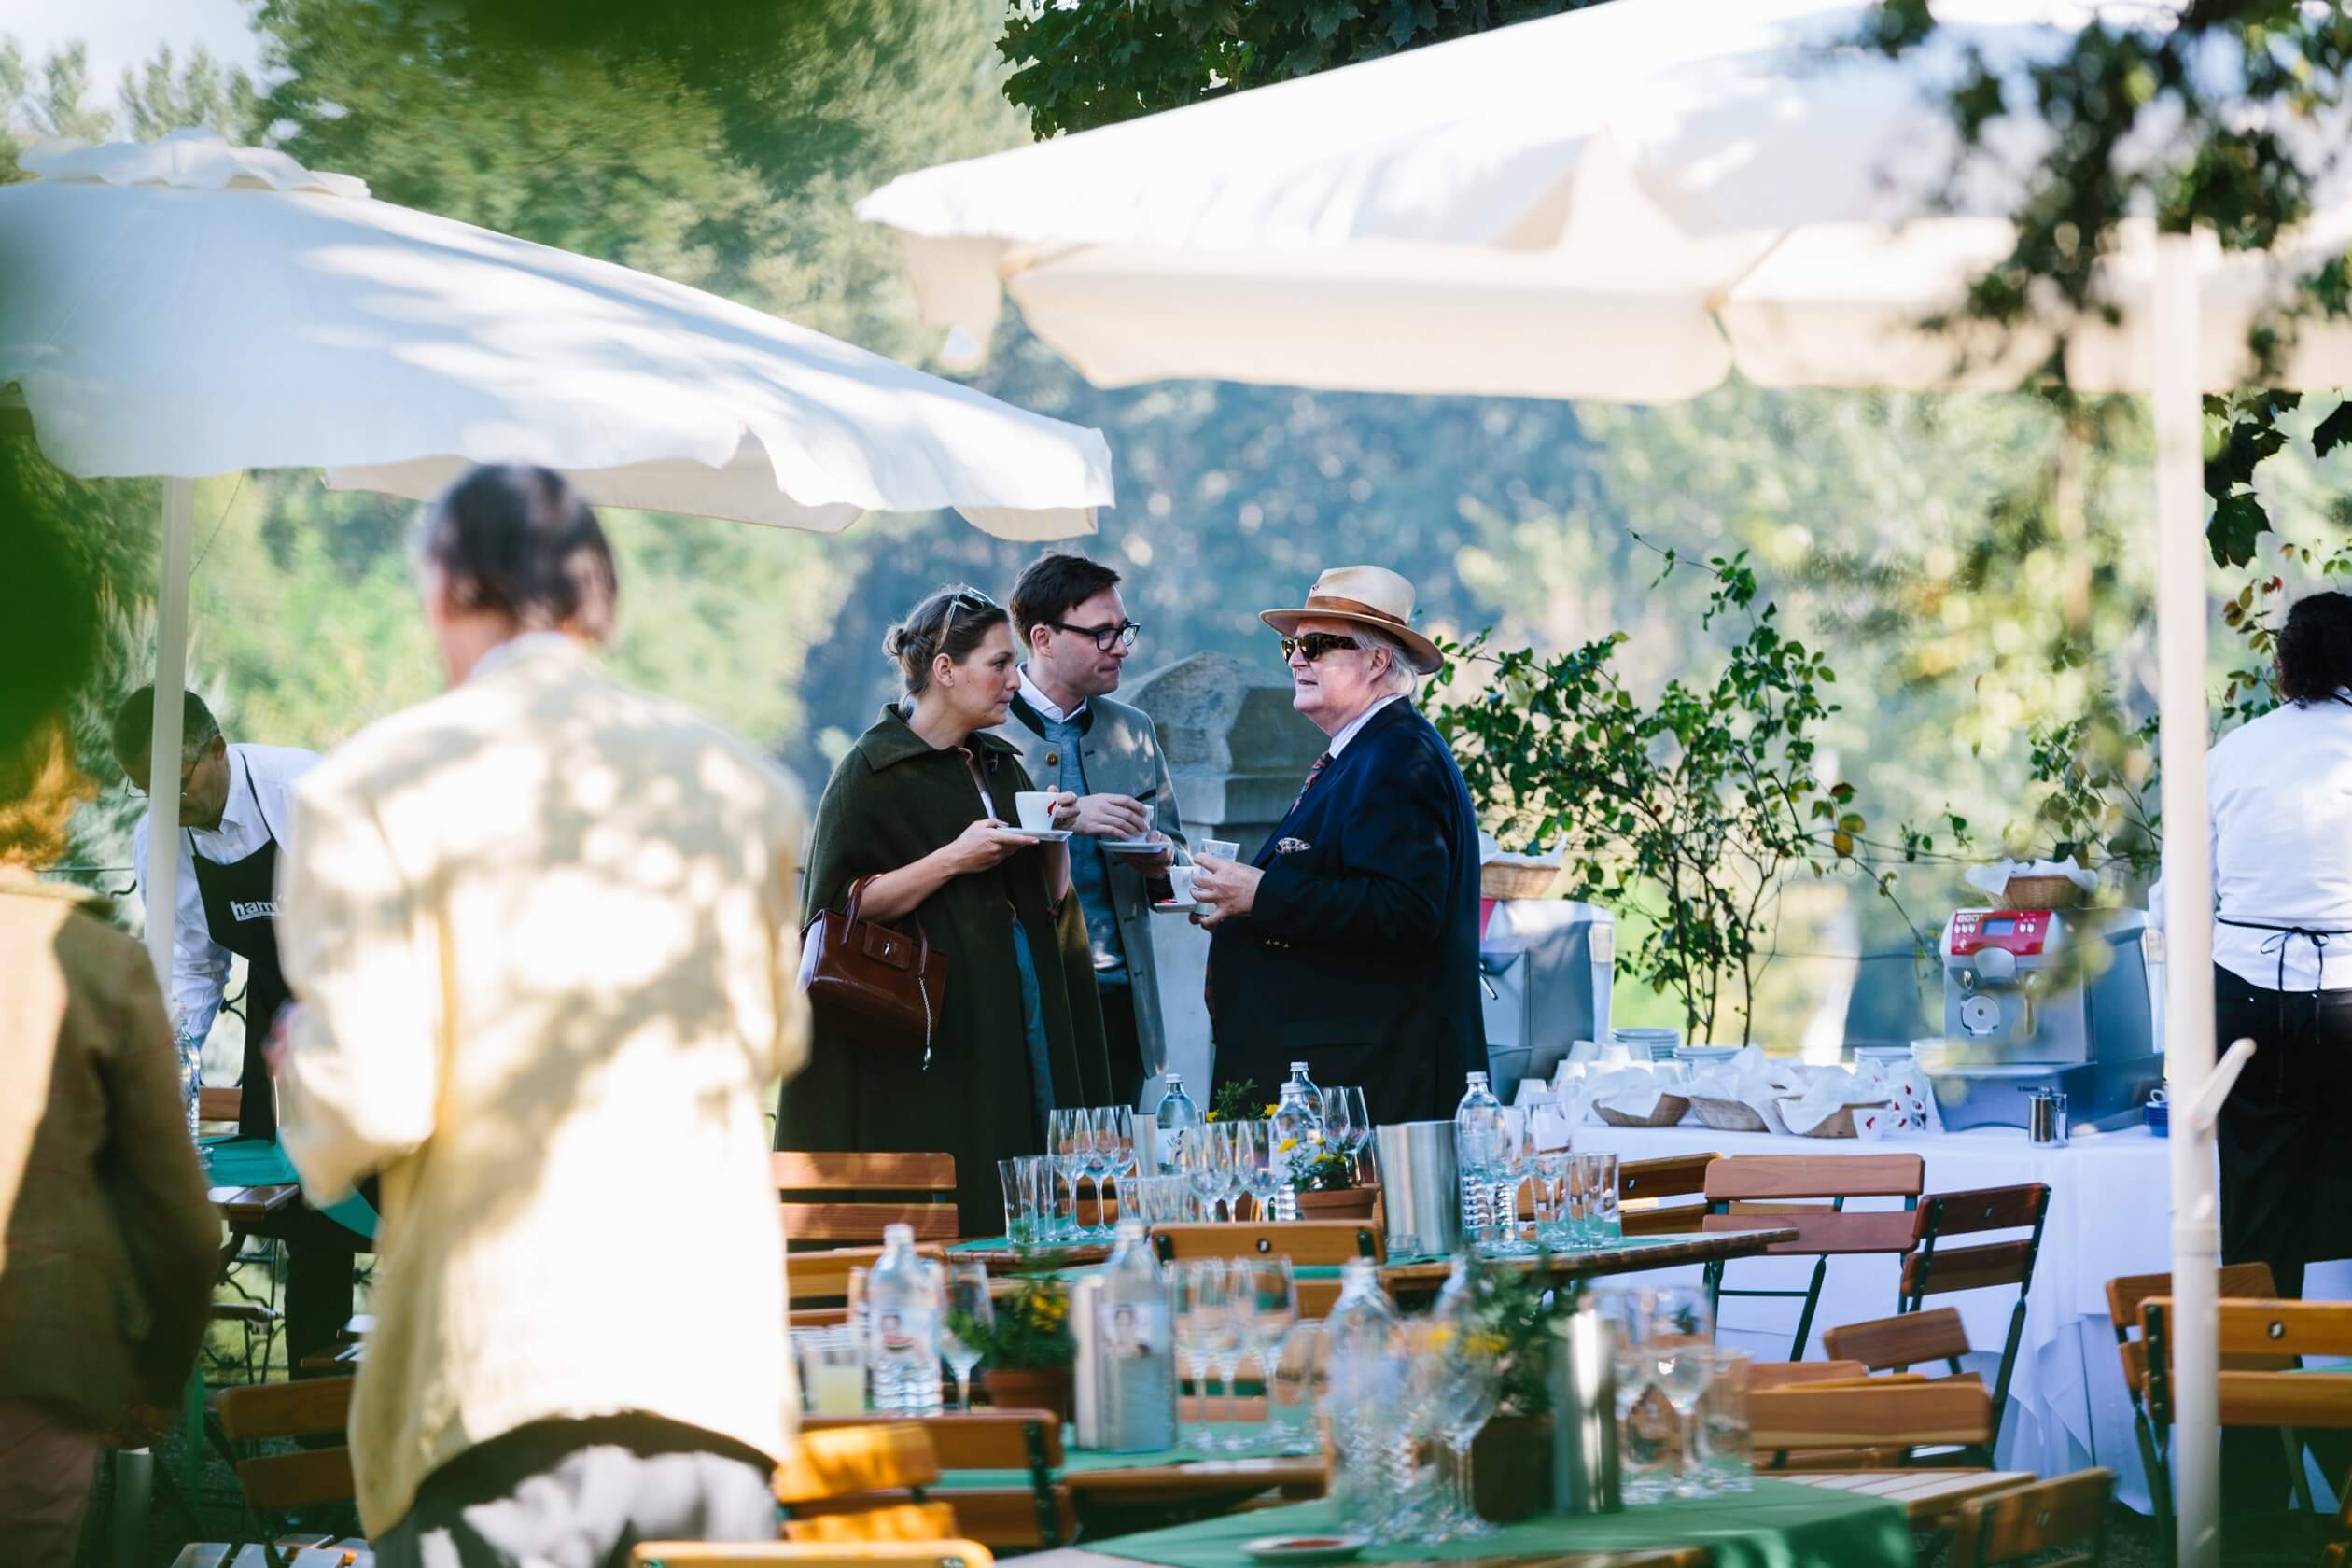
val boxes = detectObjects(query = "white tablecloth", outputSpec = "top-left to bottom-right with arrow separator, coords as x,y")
1570,1122 -> 2352,1510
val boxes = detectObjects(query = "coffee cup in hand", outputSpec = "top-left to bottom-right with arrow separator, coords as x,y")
1014,791 -> 1057,833
1165,864 -> 1200,906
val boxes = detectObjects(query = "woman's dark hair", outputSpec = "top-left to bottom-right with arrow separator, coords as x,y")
418,464 -> 617,640
2277,590 -> 2352,706
883,584 -> 1010,700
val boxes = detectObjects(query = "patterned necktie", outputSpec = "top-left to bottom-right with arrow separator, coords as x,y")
1292,752 -> 1334,811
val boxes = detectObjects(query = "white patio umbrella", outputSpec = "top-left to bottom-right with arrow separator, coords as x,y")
0,130 -> 1116,1009
859,2 -> 2352,1558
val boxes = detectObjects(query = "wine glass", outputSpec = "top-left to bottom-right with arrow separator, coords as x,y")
1325,1085 -> 1374,1181
1184,1124 -> 1229,1222
1245,1120 -> 1289,1221
1101,1105 -> 1140,1235
1433,1315 -> 1501,1538
1172,1260 -> 1235,1449
1235,1257 -> 1298,1448
1643,1286 -> 1715,1496
1083,1106 -> 1121,1237
1222,1120 -> 1261,1222
1593,1290 -> 1669,1505
939,1261 -> 993,1411
1048,1108 -> 1089,1240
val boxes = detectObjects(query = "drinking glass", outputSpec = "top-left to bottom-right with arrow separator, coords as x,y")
1048,1109 -> 1090,1239
1324,1085 -> 1374,1183
1172,1260 -> 1236,1449
1223,1120 -> 1262,1222
939,1261 -> 994,1411
1083,1106 -> 1122,1237
1644,1285 -> 1715,1496
1694,1347 -> 1754,1494
1267,1321 -> 1330,1456
999,1155 -> 1051,1249
1483,1108 -> 1536,1257
1396,1319 -> 1457,1538
1426,1283 -> 1500,1539
1105,1105 -> 1141,1229
1183,1123 -> 1230,1221
796,1326 -> 868,1414
1532,1152 -> 1575,1248
1594,1290 -> 1671,1505
1245,1119 -> 1290,1221
1579,1152 -> 1621,1244
1232,1257 -> 1299,1447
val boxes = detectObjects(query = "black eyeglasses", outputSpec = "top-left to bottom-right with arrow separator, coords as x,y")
1280,633 -> 1362,663
128,753 -> 203,801
1052,618 -> 1141,652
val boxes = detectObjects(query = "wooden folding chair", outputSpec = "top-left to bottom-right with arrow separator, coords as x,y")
1748,1379 -> 1995,1469
2143,1296 -> 2352,1449
777,1152 -> 959,1247
1149,1220 -> 1382,1316
1898,1183 -> 2050,1420
2106,1261 -> 2299,1550
1617,1153 -> 1720,1238
773,1422 -> 959,1544
1822,1308 -> 1993,1463
634,1544 -> 996,1568
203,1376 -> 362,1568
1947,1468 -> 2115,1568
784,1240 -> 949,1329
1749,1359 -> 1870,1390
1701,1154 -> 1925,1359
803,1410 -> 1073,1551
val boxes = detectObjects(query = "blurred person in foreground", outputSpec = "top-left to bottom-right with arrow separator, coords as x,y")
779,584 -> 1112,1232
1190,566 -> 1485,1125
999,551 -> 1188,1107
272,464 -> 808,1565
0,524 -> 218,1558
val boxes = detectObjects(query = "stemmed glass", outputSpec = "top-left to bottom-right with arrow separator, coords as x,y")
1104,1105 -> 1141,1233
1048,1108 -> 1089,1240
1430,1295 -> 1501,1539
1172,1260 -> 1236,1449
1229,1257 -> 1298,1448
1184,1123 -> 1230,1221
939,1261 -> 993,1411
1645,1286 -> 1715,1497
1396,1319 -> 1457,1537
1245,1120 -> 1290,1222
1082,1107 -> 1122,1237
1324,1085 -> 1373,1182
1223,1120 -> 1262,1222
1594,1289 -> 1668,1505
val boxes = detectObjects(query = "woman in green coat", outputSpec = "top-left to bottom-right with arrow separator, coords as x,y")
779,584 -> 1113,1233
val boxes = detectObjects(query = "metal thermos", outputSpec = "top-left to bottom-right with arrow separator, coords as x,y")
2027,1089 -> 2069,1146
1070,1274 -> 1107,1449
1373,1121 -> 1463,1258
1549,1297 -> 1622,1514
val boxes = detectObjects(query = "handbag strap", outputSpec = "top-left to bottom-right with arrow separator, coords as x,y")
841,875 -> 931,971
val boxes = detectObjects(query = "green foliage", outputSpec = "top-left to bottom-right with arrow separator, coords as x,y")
949,1272 -> 1074,1371
1207,1078 -> 1260,1123
1433,549 -> 1868,1046
1284,1132 -> 1356,1192
1461,1255 -> 1564,1418
998,0 -> 1612,139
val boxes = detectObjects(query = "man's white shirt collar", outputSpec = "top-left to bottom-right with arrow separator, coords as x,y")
1328,693 -> 1406,757
1018,666 -> 1087,726
469,630 -> 581,684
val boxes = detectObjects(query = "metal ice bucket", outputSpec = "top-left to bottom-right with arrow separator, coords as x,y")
1374,1120 -> 1463,1258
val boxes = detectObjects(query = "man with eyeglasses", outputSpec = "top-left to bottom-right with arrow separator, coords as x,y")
112,688 -> 361,1373
1001,552 -> 1188,1108
1188,566 -> 1486,1127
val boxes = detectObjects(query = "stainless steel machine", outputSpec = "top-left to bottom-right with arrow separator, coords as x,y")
1927,904 -> 2165,1132
1479,899 -> 1615,1100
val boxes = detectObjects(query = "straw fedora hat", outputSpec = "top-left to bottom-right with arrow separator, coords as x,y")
1259,565 -> 1444,674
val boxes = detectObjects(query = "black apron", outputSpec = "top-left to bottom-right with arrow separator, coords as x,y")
189,765 -> 290,1141
2212,917 -> 2352,1274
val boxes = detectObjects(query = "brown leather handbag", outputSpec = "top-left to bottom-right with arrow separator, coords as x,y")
796,875 -> 948,1068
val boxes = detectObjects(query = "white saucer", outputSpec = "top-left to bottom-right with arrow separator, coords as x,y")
1151,899 -> 1204,916
1015,827 -> 1075,843
1241,1536 -> 1368,1565
1103,838 -> 1165,854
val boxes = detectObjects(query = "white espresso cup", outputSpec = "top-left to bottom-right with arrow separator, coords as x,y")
1165,864 -> 1200,905
1014,791 -> 1057,833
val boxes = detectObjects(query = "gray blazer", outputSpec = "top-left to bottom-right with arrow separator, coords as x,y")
997,687 -> 1189,1081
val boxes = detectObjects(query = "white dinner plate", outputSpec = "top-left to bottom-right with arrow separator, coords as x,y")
1240,1536 -> 1369,1565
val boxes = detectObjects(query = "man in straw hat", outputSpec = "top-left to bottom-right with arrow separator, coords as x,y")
1189,566 -> 1487,1125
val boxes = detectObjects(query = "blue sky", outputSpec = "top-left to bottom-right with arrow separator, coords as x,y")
8,0 -> 264,111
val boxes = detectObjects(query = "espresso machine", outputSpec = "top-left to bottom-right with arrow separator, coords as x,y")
1926,904 -> 2164,1132
1478,899 -> 1615,1099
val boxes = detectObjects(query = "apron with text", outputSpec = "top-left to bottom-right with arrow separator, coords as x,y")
189,767 -> 290,1141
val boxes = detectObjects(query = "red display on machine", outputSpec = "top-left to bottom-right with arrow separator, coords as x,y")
1948,909 -> 2052,958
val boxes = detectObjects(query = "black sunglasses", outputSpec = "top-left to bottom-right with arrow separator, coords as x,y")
1052,618 -> 1141,652
1280,632 -> 1362,663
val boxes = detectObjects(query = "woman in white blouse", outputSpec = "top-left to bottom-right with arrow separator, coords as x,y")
2207,589 -> 2352,1300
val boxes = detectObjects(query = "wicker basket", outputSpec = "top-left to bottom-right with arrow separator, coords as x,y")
1776,1097 -> 1883,1138
2002,874 -> 2086,910
1481,861 -> 1561,901
1688,1095 -> 1770,1133
1595,1093 -> 1690,1128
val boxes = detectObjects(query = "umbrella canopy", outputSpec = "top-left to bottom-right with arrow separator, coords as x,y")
859,0 -> 2352,399
2,132 -> 1114,539
861,6 -> 2351,1563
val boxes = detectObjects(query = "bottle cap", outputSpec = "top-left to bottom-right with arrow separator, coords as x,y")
883,1222 -> 914,1245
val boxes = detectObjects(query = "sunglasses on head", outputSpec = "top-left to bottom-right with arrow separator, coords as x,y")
1280,632 -> 1362,663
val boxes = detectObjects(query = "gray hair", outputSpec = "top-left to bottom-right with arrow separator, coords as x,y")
1355,625 -> 1422,697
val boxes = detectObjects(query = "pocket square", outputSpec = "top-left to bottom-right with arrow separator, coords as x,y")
1277,837 -> 1311,854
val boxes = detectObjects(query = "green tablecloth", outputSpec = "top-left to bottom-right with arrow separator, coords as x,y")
203,1135 -> 378,1241
927,1422 -> 1298,1489
1076,1483 -> 1911,1568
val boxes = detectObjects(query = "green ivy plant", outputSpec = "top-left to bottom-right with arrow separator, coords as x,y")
1433,548 -> 1877,1046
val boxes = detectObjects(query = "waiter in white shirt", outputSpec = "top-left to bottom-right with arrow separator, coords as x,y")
113,686 -> 359,1372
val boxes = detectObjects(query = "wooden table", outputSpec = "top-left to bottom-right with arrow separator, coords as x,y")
209,1182 -> 301,1226
1019,1470 -> 2034,1568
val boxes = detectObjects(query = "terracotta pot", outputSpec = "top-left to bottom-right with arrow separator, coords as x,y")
1472,1414 -> 1553,1521
980,1365 -> 1073,1422
1293,1184 -> 1379,1221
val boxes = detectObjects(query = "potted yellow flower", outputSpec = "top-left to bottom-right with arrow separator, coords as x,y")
957,1274 -> 1076,1421
1286,1128 -> 1378,1220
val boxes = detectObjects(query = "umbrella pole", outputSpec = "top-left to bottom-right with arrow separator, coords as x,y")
2153,231 -> 2221,1568
143,477 -> 194,1001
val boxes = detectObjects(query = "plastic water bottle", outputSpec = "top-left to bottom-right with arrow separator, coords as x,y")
1153,1073 -> 1200,1175
1268,1076 -> 1324,1222
1095,1218 -> 1178,1451
175,1030 -> 205,1143
1454,1071 -> 1504,1249
1322,1257 -> 1402,1531
867,1225 -> 943,1414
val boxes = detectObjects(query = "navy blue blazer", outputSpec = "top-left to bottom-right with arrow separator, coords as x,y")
1207,698 -> 1488,1126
